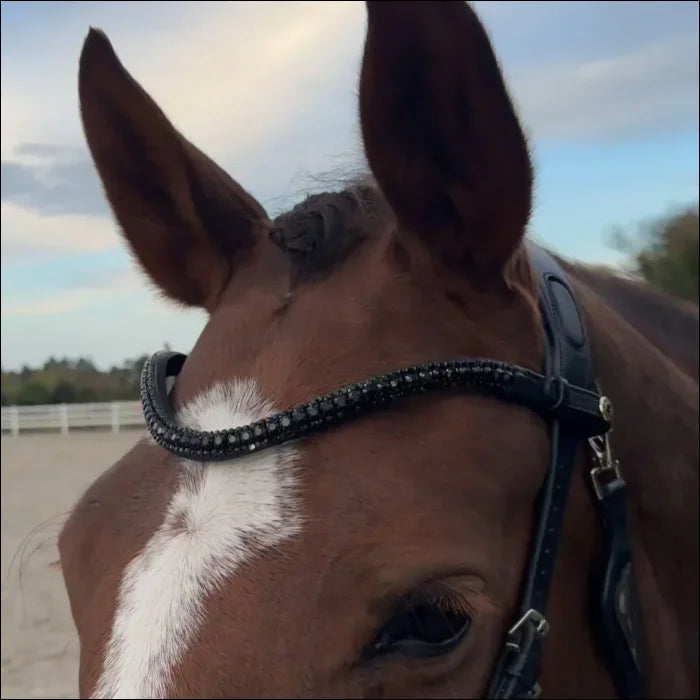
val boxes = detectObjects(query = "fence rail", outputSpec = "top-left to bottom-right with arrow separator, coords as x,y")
1,401 -> 145,436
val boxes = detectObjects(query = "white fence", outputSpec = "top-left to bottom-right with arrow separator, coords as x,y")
1,401 -> 145,436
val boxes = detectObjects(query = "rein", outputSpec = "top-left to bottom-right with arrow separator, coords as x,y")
140,243 -> 645,699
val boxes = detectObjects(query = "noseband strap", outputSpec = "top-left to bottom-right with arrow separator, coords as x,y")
140,243 -> 644,699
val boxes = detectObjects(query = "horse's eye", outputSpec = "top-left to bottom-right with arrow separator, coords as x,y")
366,600 -> 472,660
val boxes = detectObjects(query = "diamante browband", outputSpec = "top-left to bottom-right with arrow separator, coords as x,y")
141,352 -> 609,463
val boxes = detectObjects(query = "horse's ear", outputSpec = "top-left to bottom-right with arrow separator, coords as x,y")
359,1 -> 533,273
79,29 -> 268,309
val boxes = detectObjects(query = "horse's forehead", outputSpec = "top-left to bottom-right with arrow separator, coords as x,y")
69,378 -> 304,699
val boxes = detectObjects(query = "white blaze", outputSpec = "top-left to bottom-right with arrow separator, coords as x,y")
94,380 -> 302,699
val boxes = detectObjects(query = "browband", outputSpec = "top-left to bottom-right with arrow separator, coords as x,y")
140,353 -> 609,462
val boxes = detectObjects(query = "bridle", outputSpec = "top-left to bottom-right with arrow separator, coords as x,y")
140,243 -> 645,699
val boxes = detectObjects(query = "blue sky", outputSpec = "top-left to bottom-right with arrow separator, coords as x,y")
1,1 -> 698,371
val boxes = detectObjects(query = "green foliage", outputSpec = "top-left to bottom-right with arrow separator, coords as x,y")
16,381 -> 51,406
611,203 -> 699,305
1,353 -> 151,406
51,380 -> 77,403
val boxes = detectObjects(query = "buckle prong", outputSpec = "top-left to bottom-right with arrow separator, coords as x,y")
507,608 -> 549,652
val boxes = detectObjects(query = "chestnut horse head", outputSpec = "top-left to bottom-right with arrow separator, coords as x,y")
59,2 -> 699,698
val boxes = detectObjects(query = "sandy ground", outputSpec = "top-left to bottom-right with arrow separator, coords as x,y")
1,430 -> 144,700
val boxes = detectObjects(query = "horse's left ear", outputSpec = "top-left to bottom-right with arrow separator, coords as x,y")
359,1 -> 533,273
79,29 -> 268,310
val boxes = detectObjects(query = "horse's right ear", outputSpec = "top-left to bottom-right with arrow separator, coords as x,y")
359,1 -> 533,274
79,29 -> 268,310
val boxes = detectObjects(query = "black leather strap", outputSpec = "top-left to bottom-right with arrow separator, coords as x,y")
527,242 -> 595,389
522,243 -> 598,613
488,243 -> 646,699
590,462 -> 646,699
488,243 -> 601,699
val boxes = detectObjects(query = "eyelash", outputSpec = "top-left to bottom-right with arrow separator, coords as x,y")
363,587 -> 477,663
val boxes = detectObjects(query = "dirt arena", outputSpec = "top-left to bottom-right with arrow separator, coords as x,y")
1,430 -> 144,699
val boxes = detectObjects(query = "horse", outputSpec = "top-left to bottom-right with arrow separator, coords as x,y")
58,2 -> 699,698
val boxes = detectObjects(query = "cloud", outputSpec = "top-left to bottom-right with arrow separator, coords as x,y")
2,1 -> 697,173
90,0 -> 695,152
2,1 -> 696,232
1,266 -> 142,317
0,1 -> 365,163
0,84 -> 48,162
130,1 -> 364,161
514,33 -> 699,141
2,294 -> 92,317
0,201 -> 119,262
1,1 -> 367,228
16,142 -> 75,158
1,157 -> 107,216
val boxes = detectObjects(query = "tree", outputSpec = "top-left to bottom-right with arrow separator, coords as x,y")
16,381 -> 51,406
43,356 -> 61,371
611,203 -> 699,305
77,386 -> 98,402
51,380 -> 78,404
125,355 -> 149,385
76,357 -> 98,373
1,352 -> 157,405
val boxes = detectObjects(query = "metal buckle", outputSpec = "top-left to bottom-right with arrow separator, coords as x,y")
588,431 -> 622,500
543,376 -> 568,412
528,682 -> 542,699
588,392 -> 623,500
598,395 -> 614,422
506,609 -> 550,652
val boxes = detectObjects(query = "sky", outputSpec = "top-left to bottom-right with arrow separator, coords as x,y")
1,1 -> 698,371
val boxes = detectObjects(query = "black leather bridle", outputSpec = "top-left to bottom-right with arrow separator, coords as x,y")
140,243 -> 645,699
